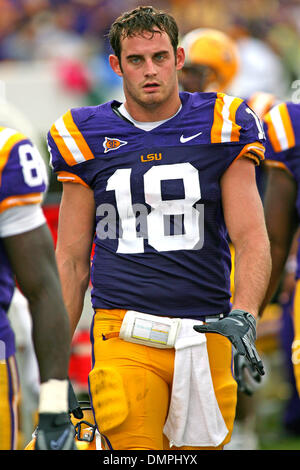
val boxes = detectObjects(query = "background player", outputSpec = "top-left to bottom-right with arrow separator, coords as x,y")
262,102 -> 300,396
0,125 -> 76,450
179,27 -> 239,94
48,6 -> 271,450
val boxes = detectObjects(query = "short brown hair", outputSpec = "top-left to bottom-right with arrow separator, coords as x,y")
109,5 -> 179,63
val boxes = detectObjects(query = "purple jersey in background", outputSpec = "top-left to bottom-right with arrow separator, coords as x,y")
48,91 -> 265,320
263,102 -> 300,279
0,127 -> 48,359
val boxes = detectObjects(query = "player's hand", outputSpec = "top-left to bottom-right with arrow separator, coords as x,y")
35,412 -> 77,450
233,350 -> 262,395
193,309 -> 265,376
68,379 -> 83,419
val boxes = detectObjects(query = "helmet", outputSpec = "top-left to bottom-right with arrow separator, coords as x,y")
24,401 -> 111,450
180,28 -> 239,92
70,401 -> 97,448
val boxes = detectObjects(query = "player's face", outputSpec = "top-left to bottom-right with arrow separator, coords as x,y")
110,31 -> 184,118
180,65 -> 218,93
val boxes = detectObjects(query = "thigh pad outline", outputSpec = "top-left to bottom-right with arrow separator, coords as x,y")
89,366 -> 129,433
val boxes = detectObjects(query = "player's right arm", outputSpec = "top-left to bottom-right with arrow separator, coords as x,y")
47,110 -> 96,337
55,181 -> 95,336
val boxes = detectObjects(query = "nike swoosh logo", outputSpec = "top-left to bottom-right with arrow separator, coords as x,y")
50,428 -> 70,450
180,132 -> 202,143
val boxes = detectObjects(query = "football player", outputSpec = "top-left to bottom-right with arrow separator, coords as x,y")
0,126 -> 76,450
262,102 -> 300,396
48,6 -> 271,450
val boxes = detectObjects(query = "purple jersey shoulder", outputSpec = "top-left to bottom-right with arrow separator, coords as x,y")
1,138 -> 48,204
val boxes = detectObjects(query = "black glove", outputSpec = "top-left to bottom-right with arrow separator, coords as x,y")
233,350 -> 262,395
35,412 -> 77,450
68,379 -> 83,419
193,309 -> 265,376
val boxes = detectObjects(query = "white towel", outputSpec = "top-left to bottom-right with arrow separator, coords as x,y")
163,318 -> 229,448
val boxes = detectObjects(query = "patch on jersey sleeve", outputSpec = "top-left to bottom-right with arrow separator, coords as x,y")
50,109 -> 95,166
264,103 -> 295,153
211,93 -> 244,143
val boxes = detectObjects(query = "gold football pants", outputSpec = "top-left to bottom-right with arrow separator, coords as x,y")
0,354 -> 19,450
89,309 -> 237,450
292,280 -> 300,395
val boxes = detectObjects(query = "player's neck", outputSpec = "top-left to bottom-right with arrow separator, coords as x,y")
123,94 -> 182,122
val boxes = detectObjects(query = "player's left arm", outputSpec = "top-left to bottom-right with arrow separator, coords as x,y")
194,156 -> 271,375
3,222 -> 71,383
221,157 -> 272,318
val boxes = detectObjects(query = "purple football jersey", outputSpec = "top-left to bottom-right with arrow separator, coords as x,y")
49,91 -> 265,320
0,127 -> 47,359
263,102 -> 300,280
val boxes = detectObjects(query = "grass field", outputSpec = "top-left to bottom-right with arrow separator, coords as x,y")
243,349 -> 300,451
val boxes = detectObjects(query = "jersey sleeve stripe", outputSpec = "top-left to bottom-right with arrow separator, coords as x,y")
279,103 -> 295,149
233,141 -> 265,165
220,95 -> 234,143
0,129 -> 27,185
50,110 -> 94,166
0,193 -> 43,214
50,122 -> 78,166
211,93 -> 243,143
211,92 -> 225,143
0,127 -> 22,149
57,171 -> 89,188
227,95 -> 243,142
264,110 -> 281,152
63,110 -> 95,161
265,103 -> 295,152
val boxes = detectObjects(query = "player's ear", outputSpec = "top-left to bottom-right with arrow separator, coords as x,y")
176,46 -> 185,71
109,55 -> 123,77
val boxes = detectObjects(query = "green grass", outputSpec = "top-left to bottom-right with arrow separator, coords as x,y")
260,437 -> 300,450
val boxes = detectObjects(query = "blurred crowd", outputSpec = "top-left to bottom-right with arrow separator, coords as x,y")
0,0 -> 300,102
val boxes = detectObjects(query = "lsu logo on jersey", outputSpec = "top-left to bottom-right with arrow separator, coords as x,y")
103,137 -> 128,153
141,153 -> 162,162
